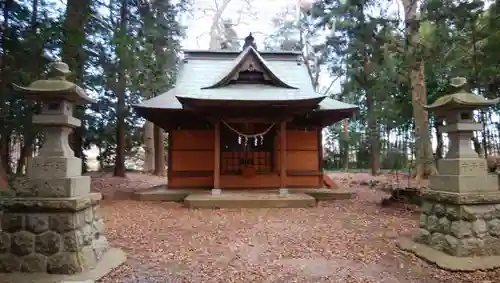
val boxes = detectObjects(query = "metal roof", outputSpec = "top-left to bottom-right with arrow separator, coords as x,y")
135,47 -> 358,118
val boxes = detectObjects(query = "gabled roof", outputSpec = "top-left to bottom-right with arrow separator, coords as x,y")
200,46 -> 297,90
133,47 -> 359,128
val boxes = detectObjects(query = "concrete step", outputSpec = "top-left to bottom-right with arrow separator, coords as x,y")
184,192 -> 316,209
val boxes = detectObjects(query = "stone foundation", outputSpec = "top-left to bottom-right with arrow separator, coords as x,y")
416,200 -> 500,257
0,193 -> 108,274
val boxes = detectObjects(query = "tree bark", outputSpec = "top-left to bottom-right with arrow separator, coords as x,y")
342,119 -> 349,171
402,0 -> 437,181
0,0 -> 14,174
355,1 -> 379,176
434,118 -> 444,161
153,125 -> 165,176
113,0 -> 128,177
143,122 -> 155,172
142,89 -> 155,172
18,0 -> 41,176
61,0 -> 91,172
208,0 -> 232,50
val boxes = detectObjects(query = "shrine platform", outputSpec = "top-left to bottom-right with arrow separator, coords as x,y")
133,187 -> 356,207
184,192 -> 316,208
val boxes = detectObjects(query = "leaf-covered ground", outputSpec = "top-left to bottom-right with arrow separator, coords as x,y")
91,172 -> 498,283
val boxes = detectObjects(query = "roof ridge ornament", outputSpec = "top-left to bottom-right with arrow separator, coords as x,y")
242,33 -> 257,51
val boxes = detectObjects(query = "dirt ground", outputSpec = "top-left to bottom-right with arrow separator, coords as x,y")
91,172 -> 498,283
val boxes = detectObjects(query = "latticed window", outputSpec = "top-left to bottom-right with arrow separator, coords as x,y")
220,122 -> 276,174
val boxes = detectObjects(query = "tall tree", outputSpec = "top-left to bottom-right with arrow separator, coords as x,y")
401,0 -> 437,180
61,0 -> 92,172
114,0 -> 129,177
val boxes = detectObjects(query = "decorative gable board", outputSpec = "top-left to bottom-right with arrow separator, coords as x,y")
201,47 -> 297,90
228,53 -> 271,83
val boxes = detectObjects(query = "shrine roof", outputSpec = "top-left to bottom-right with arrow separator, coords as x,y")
137,48 -> 328,108
134,43 -> 359,127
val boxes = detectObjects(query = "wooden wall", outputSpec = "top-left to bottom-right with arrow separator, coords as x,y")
169,129 -> 322,189
169,130 -> 214,188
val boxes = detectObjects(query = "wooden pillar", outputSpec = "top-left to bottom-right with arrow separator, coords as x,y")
279,120 -> 287,195
317,127 -> 324,187
213,121 -> 221,195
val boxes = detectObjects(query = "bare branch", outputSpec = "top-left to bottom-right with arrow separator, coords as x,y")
322,75 -> 341,96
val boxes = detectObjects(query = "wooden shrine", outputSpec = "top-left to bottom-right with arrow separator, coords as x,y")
134,34 -> 358,194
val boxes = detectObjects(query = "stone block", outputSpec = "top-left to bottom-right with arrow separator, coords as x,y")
35,231 -> 63,256
487,219 -> 500,237
461,205 -> 496,221
11,231 -> 35,256
2,193 -> 101,213
472,219 -> 488,238
26,214 -> 50,234
30,157 -> 82,178
13,176 -> 91,198
0,232 -> 11,253
414,228 -> 430,244
0,254 -> 22,273
63,230 -> 84,252
47,248 -> 97,275
422,190 -> 500,205
484,235 -> 500,255
32,114 -> 81,128
50,212 -> 85,233
430,174 -> 498,193
416,199 -> 500,258
450,220 -> 472,239
21,253 -> 47,272
1,213 -> 25,232
437,158 -> 487,176
48,252 -> 85,274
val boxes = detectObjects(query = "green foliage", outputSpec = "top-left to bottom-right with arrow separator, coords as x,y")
0,0 -> 189,174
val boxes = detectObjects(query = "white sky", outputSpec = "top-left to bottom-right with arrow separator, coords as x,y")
181,0 -> 404,95
182,0 -> 296,49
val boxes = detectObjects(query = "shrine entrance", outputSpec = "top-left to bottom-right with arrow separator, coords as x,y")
220,121 -> 277,177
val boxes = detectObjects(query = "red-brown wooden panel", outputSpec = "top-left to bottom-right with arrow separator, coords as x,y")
172,130 -> 214,150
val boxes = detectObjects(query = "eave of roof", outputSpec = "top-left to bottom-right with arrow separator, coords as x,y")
175,95 -> 326,108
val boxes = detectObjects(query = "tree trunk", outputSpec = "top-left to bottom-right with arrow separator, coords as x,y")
434,118 -> 444,161
142,89 -> 155,172
153,125 -> 165,176
18,0 -> 41,176
143,122 -> 155,172
0,158 -> 8,190
341,119 -> 349,171
61,0 -> 91,172
113,0 -> 128,178
402,0 -> 437,181
0,0 -> 14,174
208,0 -> 232,50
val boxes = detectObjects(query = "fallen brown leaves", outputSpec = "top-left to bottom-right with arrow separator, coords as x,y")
91,172 -> 499,283
89,171 -> 167,199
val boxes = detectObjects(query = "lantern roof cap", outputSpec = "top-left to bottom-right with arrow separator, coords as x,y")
13,61 -> 95,104
424,77 -> 499,111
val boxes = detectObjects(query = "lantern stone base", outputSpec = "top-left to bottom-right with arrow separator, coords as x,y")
0,193 -> 125,279
398,190 -> 500,271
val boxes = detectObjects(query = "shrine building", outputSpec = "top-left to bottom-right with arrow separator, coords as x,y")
134,33 -> 358,195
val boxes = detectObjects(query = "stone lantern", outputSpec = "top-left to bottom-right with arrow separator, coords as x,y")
0,61 -> 125,280
398,77 -> 500,271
